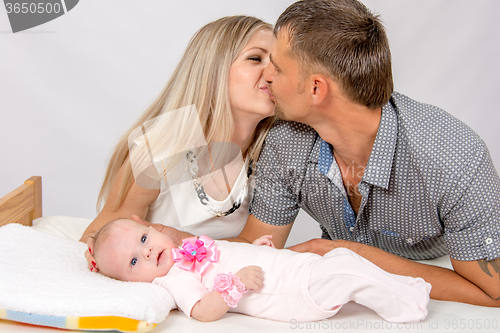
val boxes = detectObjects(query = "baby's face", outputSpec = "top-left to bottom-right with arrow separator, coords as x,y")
97,219 -> 176,282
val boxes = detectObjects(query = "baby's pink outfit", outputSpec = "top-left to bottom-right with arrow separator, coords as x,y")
153,241 -> 431,323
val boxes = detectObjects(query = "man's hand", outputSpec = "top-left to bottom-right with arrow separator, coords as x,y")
131,215 -> 192,246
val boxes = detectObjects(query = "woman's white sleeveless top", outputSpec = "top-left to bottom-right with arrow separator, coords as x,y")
145,158 -> 253,239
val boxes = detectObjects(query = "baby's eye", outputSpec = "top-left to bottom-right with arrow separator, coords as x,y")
131,258 -> 137,266
141,235 -> 147,243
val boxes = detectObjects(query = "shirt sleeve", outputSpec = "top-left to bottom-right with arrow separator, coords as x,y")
249,124 -> 301,226
153,271 -> 209,317
442,146 -> 500,261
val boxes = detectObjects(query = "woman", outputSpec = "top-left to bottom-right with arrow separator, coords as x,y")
81,16 -> 276,249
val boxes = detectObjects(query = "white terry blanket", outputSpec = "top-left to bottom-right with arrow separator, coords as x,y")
0,224 -> 175,323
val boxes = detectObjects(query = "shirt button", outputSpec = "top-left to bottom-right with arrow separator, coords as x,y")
407,238 -> 413,244
485,238 -> 493,245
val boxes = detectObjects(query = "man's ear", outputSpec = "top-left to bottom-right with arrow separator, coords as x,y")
309,74 -> 330,106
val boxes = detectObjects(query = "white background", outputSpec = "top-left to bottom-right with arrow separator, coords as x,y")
1,0 -> 499,246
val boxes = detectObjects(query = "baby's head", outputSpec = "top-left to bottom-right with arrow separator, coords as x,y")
87,218 -> 176,282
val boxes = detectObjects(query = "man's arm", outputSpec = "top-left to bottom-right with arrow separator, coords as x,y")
451,258 -> 500,301
229,214 -> 293,249
290,238 -> 500,307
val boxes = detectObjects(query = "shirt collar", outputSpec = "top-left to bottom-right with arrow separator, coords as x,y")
317,139 -> 333,175
314,137 -> 347,196
362,102 -> 398,189
308,135 -> 322,164
309,101 -> 398,190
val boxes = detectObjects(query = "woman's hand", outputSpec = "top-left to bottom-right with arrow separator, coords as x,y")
235,266 -> 263,292
130,215 -> 192,246
252,235 -> 275,248
85,238 -> 99,272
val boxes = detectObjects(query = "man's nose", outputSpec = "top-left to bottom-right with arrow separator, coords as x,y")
263,62 -> 275,83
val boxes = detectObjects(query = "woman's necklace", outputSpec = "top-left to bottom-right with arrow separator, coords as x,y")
207,151 -> 245,200
206,145 -> 244,200
186,150 -> 252,217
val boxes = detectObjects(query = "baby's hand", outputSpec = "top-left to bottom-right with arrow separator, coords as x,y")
235,266 -> 263,292
252,235 -> 275,248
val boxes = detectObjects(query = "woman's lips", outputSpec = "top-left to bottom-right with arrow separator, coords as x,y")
261,86 -> 274,100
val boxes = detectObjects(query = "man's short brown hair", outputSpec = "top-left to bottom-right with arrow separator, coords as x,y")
275,0 -> 393,109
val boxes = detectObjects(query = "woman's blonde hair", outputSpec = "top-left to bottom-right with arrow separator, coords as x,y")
97,16 -> 275,211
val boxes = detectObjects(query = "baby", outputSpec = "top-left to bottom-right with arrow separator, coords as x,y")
87,218 -> 431,323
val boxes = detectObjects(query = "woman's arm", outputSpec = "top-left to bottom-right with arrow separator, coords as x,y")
190,266 -> 262,322
80,163 -> 160,244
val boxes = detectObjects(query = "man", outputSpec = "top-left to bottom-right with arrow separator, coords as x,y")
238,0 -> 500,306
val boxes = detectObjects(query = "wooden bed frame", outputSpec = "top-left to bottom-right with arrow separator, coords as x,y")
0,176 -> 42,227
